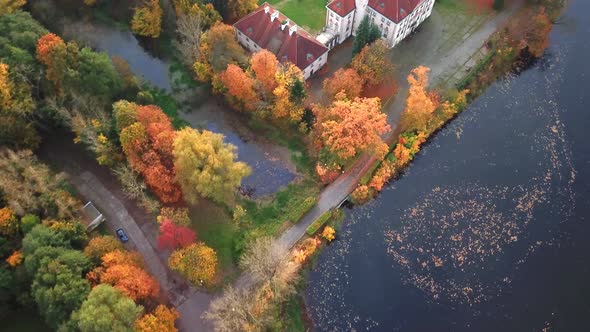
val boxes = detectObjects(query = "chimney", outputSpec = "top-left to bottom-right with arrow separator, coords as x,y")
271,10 -> 279,22
264,6 -> 270,13
281,19 -> 289,31
289,25 -> 297,36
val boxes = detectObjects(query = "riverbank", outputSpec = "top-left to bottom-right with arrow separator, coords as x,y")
278,0 -> 568,329
305,0 -> 583,327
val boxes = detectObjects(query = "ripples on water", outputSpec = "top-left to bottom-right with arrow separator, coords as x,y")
308,32 -> 578,332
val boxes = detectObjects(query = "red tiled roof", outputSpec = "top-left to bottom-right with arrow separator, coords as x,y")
367,0 -> 423,23
327,0 -> 356,17
233,3 -> 329,71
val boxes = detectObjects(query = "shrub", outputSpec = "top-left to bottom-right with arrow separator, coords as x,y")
158,207 -> 191,226
306,210 -> 333,236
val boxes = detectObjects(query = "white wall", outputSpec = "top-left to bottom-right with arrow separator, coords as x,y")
302,51 -> 328,79
326,8 -> 355,43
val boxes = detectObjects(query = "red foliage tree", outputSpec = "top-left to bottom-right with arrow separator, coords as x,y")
120,105 -> 182,203
157,218 -> 196,250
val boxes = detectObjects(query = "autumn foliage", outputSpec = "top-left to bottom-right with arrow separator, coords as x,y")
118,102 -> 182,203
87,250 -> 159,302
322,68 -> 364,100
0,206 -> 18,236
351,40 -> 395,86
6,250 -> 23,267
157,218 -> 196,250
251,49 -> 279,94
168,242 -> 218,287
0,0 -> 26,14
83,235 -> 124,263
219,64 -> 259,111
315,93 -> 390,160
400,66 -> 439,131
136,305 -> 180,332
36,33 -> 66,90
131,0 -> 163,38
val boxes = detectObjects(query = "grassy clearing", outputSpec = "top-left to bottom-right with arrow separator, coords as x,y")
256,0 -> 327,32
236,179 -> 320,251
188,199 -> 238,275
275,0 -> 327,32
189,179 -> 320,280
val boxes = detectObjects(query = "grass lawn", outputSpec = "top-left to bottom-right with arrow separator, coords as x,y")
188,179 -> 320,286
259,0 -> 327,32
188,199 -> 238,275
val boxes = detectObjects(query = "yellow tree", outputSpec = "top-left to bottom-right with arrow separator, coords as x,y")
136,305 -> 180,332
351,40 -> 395,86
251,50 -> 278,94
272,63 -> 305,122
400,66 -> 437,132
173,127 -> 251,205
131,0 -> 163,38
227,0 -> 258,22
0,63 -> 12,109
316,93 -> 391,160
168,242 -> 218,287
0,0 -> 26,15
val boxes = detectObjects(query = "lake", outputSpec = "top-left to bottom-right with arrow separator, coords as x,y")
306,1 -> 590,331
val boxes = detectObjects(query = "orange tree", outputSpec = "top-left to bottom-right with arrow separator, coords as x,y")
135,305 -> 180,332
314,92 -> 390,162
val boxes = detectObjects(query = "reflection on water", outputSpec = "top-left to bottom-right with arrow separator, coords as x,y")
307,1 -> 590,330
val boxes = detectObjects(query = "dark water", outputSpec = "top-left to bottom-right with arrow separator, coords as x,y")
69,23 -> 296,197
306,1 -> 590,331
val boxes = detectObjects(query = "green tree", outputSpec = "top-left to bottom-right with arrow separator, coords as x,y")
173,127 -> 251,204
20,214 -> 40,234
289,79 -> 306,104
31,250 -> 91,329
69,284 -> 143,332
77,47 -> 123,101
352,15 -> 381,55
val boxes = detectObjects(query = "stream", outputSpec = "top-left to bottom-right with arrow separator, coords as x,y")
67,22 -> 297,198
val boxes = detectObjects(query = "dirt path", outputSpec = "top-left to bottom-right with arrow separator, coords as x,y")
37,133 -> 214,332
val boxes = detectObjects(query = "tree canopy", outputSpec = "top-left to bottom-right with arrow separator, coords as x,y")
173,127 -> 251,204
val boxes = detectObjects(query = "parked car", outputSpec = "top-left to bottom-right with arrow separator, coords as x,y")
116,228 -> 129,243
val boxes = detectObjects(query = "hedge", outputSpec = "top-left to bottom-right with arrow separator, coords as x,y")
287,196 -> 317,223
306,210 -> 333,236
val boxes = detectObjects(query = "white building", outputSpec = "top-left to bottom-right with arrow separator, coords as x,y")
321,0 -> 435,49
233,3 -> 329,80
